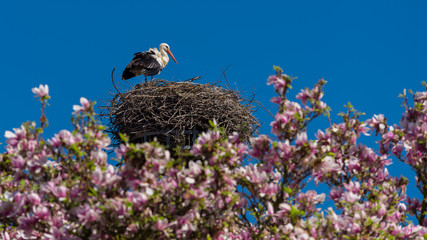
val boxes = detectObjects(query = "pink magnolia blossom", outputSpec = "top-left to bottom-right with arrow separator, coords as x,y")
267,75 -> 286,92
321,155 -> 343,173
32,84 -> 49,98
72,97 -> 91,114
75,204 -> 100,225
342,191 -> 360,203
26,193 -> 41,205
296,88 -> 311,105
11,155 -> 25,169
154,219 -> 169,231
33,205 -> 49,220
52,185 -> 68,200
295,132 -> 308,146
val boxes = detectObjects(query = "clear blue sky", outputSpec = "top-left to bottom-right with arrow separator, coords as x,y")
1,1 -> 427,199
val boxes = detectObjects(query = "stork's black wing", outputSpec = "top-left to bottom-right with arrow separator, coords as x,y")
122,51 -> 162,80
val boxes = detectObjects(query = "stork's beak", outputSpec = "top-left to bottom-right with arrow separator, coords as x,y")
166,49 -> 178,64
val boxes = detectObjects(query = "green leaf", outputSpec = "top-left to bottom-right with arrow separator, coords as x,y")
88,187 -> 98,197
119,133 -> 129,143
283,186 -> 292,194
208,120 -> 217,128
273,65 -> 283,72
69,144 -> 83,157
289,206 -> 304,221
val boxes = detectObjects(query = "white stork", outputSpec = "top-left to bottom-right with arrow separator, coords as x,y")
122,43 -> 178,81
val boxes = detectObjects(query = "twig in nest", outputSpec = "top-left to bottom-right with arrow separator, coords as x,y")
183,76 -> 201,82
221,64 -> 232,90
215,64 -> 232,86
253,100 -> 274,118
111,68 -> 121,94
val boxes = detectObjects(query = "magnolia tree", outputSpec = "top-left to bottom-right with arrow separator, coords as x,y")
1,67 -> 427,239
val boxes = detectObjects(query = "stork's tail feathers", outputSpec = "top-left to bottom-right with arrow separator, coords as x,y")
122,69 -> 135,80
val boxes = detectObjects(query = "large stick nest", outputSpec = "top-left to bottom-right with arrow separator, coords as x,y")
101,79 -> 260,147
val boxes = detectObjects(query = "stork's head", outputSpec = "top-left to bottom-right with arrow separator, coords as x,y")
160,43 -> 178,64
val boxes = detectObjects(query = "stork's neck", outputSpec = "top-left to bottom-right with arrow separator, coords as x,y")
159,48 -> 169,68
